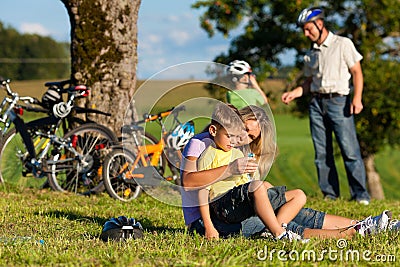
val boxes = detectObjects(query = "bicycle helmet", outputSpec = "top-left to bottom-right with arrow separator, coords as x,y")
41,86 -> 62,110
297,7 -> 324,27
167,121 -> 195,150
100,216 -> 144,242
227,60 -> 252,75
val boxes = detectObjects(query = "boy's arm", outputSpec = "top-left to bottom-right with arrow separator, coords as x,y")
182,156 -> 258,190
198,188 -> 219,239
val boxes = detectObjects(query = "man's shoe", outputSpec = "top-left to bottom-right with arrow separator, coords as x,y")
357,199 -> 370,205
354,210 -> 392,236
324,195 -> 337,201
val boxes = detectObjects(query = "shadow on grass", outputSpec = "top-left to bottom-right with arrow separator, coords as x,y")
36,210 -> 185,235
137,217 -> 185,234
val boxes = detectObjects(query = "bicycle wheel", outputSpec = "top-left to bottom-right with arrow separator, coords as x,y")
0,128 -> 46,191
0,115 -> 92,192
102,148 -> 142,201
47,123 -> 117,194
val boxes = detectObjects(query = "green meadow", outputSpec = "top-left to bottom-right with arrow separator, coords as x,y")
0,79 -> 399,266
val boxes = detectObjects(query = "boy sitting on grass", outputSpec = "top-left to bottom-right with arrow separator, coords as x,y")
197,103 -> 307,241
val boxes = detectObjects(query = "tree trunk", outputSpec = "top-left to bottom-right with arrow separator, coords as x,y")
364,154 -> 385,200
61,0 -> 141,133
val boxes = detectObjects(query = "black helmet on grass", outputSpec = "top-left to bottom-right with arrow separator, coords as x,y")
100,216 -> 144,242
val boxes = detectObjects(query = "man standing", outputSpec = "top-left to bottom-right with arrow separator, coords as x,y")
281,7 -> 370,205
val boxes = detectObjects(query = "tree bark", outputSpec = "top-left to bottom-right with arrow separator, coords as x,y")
364,154 -> 385,200
61,0 -> 141,133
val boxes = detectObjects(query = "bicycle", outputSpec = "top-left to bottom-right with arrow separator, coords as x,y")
0,79 -> 118,193
102,105 -> 194,201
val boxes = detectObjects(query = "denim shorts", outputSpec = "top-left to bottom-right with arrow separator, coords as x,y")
241,208 -> 326,238
267,186 -> 287,211
189,184 -> 325,238
287,208 -> 326,237
210,183 -> 287,224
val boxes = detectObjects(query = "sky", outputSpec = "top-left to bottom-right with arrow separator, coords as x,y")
0,0 -> 241,79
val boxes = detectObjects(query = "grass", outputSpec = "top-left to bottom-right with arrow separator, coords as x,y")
1,79 -> 399,265
0,189 -> 399,266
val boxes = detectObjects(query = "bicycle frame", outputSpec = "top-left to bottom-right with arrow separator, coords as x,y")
119,107 -> 185,183
0,79 -> 91,176
0,79 -> 39,135
138,138 -> 165,167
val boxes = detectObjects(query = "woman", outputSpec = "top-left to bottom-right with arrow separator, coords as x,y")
226,60 -> 268,109
181,105 -> 392,239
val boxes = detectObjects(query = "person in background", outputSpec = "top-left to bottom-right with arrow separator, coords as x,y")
281,7 -> 370,205
226,60 -> 268,109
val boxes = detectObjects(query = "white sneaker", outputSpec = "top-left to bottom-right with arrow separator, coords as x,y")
255,227 -> 274,239
354,210 -> 392,236
388,219 -> 400,231
275,230 -> 309,243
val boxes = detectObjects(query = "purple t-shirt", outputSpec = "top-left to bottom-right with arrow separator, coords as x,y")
180,131 -> 214,225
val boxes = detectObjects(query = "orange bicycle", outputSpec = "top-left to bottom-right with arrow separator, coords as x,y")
102,106 -> 194,201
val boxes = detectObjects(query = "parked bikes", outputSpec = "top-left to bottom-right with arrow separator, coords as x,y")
0,79 -> 118,194
0,78 -> 195,201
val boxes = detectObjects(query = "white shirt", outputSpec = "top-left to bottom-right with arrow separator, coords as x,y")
304,31 -> 363,95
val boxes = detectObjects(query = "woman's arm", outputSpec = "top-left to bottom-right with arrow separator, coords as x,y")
181,156 -> 258,189
181,156 -> 230,189
249,74 -> 268,104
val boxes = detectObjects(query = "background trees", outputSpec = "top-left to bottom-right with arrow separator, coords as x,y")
0,22 -> 69,80
193,0 -> 400,199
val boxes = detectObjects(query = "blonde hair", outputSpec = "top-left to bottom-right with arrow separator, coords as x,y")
239,105 -> 277,178
211,103 -> 243,131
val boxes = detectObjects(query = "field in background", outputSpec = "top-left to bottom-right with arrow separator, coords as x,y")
4,79 -> 400,199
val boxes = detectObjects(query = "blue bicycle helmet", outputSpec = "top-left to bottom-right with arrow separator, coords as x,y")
167,120 -> 195,150
297,7 -> 324,27
100,216 -> 144,241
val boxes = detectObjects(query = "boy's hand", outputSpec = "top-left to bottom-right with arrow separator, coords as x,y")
228,157 -> 258,176
205,226 -> 220,240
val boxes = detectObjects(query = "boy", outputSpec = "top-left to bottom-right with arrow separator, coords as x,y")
197,103 -> 306,241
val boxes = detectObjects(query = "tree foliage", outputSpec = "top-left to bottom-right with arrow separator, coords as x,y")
193,0 -> 400,157
0,22 -> 69,80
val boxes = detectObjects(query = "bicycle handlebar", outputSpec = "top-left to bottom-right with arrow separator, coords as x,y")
20,96 -> 40,105
138,106 -> 186,124
1,78 -> 100,118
